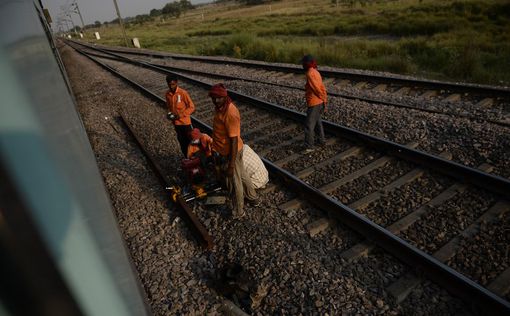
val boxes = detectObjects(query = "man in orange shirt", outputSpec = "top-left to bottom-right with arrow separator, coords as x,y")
165,75 -> 195,157
209,83 -> 258,218
302,55 -> 327,152
187,128 -> 213,160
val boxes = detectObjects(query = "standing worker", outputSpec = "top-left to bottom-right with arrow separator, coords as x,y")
302,55 -> 327,152
165,75 -> 195,157
209,83 -> 258,219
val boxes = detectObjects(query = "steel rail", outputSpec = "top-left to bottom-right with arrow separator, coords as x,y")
71,44 -> 510,314
80,48 -> 412,109
81,49 -> 510,128
151,64 -> 510,127
69,41 -> 510,197
70,45 -> 215,249
71,40 -> 510,99
117,111 -> 213,250
91,79 -> 214,250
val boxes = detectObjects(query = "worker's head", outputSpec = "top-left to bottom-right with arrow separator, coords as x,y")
208,83 -> 228,109
301,54 -> 317,70
166,75 -> 178,92
190,128 -> 201,144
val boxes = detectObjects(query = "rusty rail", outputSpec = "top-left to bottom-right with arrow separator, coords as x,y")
119,113 -> 213,250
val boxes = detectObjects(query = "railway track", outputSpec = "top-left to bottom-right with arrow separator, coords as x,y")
72,40 -> 510,128
68,40 -> 510,182
66,40 -> 510,314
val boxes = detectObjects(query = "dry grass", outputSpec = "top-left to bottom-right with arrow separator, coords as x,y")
81,0 -> 510,85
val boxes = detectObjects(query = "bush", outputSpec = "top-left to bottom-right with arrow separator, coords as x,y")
99,0 -> 510,85
447,46 -> 481,80
391,18 -> 455,36
187,29 -> 232,36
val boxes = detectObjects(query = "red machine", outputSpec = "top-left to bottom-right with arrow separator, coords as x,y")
176,156 -> 221,202
181,156 -> 205,184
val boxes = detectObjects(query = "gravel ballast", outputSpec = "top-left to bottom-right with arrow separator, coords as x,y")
60,43 -> 476,315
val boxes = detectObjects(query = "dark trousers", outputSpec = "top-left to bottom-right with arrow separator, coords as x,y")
175,124 -> 192,157
305,104 -> 325,147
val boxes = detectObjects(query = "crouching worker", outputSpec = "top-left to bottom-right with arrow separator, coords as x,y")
242,144 -> 269,191
180,128 -> 218,199
209,83 -> 258,219
187,128 -> 213,163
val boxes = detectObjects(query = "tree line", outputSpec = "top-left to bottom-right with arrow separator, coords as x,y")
81,0 -> 281,29
215,0 -> 280,4
82,0 -> 193,28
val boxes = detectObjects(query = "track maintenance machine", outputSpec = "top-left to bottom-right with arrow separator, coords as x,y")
167,127 -> 223,203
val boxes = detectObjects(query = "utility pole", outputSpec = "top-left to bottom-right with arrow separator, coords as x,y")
66,14 -> 78,36
56,18 -> 65,36
112,0 -> 129,47
62,18 -> 70,33
72,0 -> 86,35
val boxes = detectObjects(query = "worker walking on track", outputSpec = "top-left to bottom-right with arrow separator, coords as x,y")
165,75 -> 195,157
209,83 -> 259,219
302,55 -> 327,153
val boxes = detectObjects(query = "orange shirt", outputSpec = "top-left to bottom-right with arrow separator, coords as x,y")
305,68 -> 327,107
212,102 -> 244,157
165,87 -> 195,125
187,134 -> 213,159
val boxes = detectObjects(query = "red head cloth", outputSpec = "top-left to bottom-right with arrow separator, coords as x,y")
190,128 -> 201,140
209,83 -> 228,98
302,54 -> 317,69
209,83 -> 232,112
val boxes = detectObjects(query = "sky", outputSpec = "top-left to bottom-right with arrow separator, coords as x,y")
42,0 -> 211,27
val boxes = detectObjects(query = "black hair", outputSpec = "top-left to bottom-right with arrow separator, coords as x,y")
166,75 -> 178,83
301,54 -> 314,63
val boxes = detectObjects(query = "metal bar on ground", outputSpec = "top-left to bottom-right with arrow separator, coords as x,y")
118,113 -> 213,250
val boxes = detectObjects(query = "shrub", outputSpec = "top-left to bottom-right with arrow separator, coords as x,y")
447,46 -> 481,80
187,29 -> 232,36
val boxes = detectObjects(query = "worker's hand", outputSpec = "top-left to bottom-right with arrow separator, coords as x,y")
167,112 -> 177,121
226,165 -> 234,178
173,113 -> 180,120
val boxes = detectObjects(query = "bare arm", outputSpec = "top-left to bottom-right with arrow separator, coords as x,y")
165,93 -> 173,112
226,137 -> 238,177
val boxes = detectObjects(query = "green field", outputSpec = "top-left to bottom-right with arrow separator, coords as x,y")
82,0 -> 510,85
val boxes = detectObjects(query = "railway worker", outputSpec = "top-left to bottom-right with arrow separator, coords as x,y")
302,54 -> 327,153
187,128 -> 213,161
165,75 -> 196,157
209,83 -> 259,218
242,144 -> 269,190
